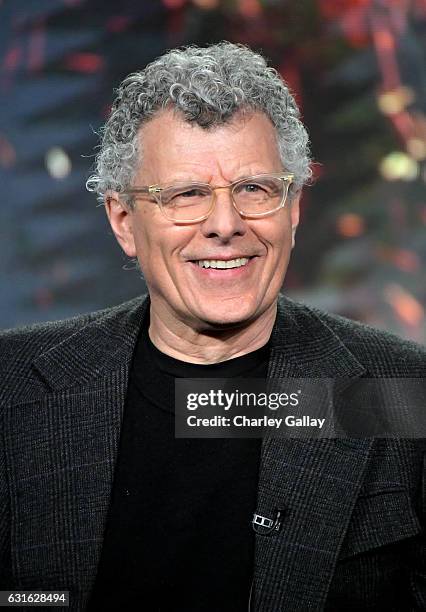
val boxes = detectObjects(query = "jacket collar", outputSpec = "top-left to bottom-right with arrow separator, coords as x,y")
33,296 -> 149,390
268,295 -> 366,378
33,294 -> 365,390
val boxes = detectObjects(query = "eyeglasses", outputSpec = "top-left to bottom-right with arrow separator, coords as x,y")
122,173 -> 294,223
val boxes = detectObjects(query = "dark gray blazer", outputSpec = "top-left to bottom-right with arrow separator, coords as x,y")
1,295 -> 425,611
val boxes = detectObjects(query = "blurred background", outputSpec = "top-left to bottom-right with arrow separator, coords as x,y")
1,0 -> 425,342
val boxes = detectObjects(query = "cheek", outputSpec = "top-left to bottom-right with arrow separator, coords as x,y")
133,221 -> 195,275
250,215 -> 291,253
133,228 -> 152,265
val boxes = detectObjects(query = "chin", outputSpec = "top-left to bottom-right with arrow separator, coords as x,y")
192,306 -> 259,330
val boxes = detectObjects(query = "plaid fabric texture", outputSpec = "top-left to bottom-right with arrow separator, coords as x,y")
1,295 -> 425,611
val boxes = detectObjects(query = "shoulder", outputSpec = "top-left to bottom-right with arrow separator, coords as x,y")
1,309 -> 101,359
278,295 -> 426,376
1,303 -> 118,363
313,306 -> 425,374
0,296 -> 147,399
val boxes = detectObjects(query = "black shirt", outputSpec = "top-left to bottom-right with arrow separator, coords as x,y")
89,321 -> 269,611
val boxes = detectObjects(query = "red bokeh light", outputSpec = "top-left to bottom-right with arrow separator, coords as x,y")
64,53 -> 104,73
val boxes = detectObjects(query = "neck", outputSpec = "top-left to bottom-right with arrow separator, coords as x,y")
148,302 -> 277,364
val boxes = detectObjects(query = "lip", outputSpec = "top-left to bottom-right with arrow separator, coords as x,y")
187,255 -> 257,262
187,256 -> 258,278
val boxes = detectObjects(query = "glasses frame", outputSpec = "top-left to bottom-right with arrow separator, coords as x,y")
122,172 -> 295,224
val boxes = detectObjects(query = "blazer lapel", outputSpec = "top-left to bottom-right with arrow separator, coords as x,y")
32,297 -> 149,391
7,297 -> 149,608
254,297 -> 373,611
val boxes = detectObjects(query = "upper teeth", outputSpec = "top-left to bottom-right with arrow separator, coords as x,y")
196,258 -> 250,269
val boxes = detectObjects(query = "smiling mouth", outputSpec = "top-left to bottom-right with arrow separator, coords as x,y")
192,257 -> 254,269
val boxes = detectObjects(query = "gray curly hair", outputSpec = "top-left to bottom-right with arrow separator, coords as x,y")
86,41 -> 311,201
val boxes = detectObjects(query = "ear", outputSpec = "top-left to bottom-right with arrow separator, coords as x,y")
104,192 -> 137,257
290,191 -> 301,249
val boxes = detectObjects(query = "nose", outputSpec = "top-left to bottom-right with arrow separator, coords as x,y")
200,186 -> 247,241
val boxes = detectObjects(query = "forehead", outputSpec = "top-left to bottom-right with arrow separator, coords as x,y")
135,109 -> 282,183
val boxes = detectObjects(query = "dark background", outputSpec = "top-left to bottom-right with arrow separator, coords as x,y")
1,0 -> 425,342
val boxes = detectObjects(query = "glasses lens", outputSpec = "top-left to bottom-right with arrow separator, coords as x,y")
233,176 -> 286,215
160,183 -> 213,221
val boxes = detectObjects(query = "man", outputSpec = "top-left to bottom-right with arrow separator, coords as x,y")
1,42 -> 425,611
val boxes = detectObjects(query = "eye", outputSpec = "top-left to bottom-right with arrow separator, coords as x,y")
178,188 -> 207,198
242,183 -> 263,193
235,181 -> 269,196
163,184 -> 211,207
